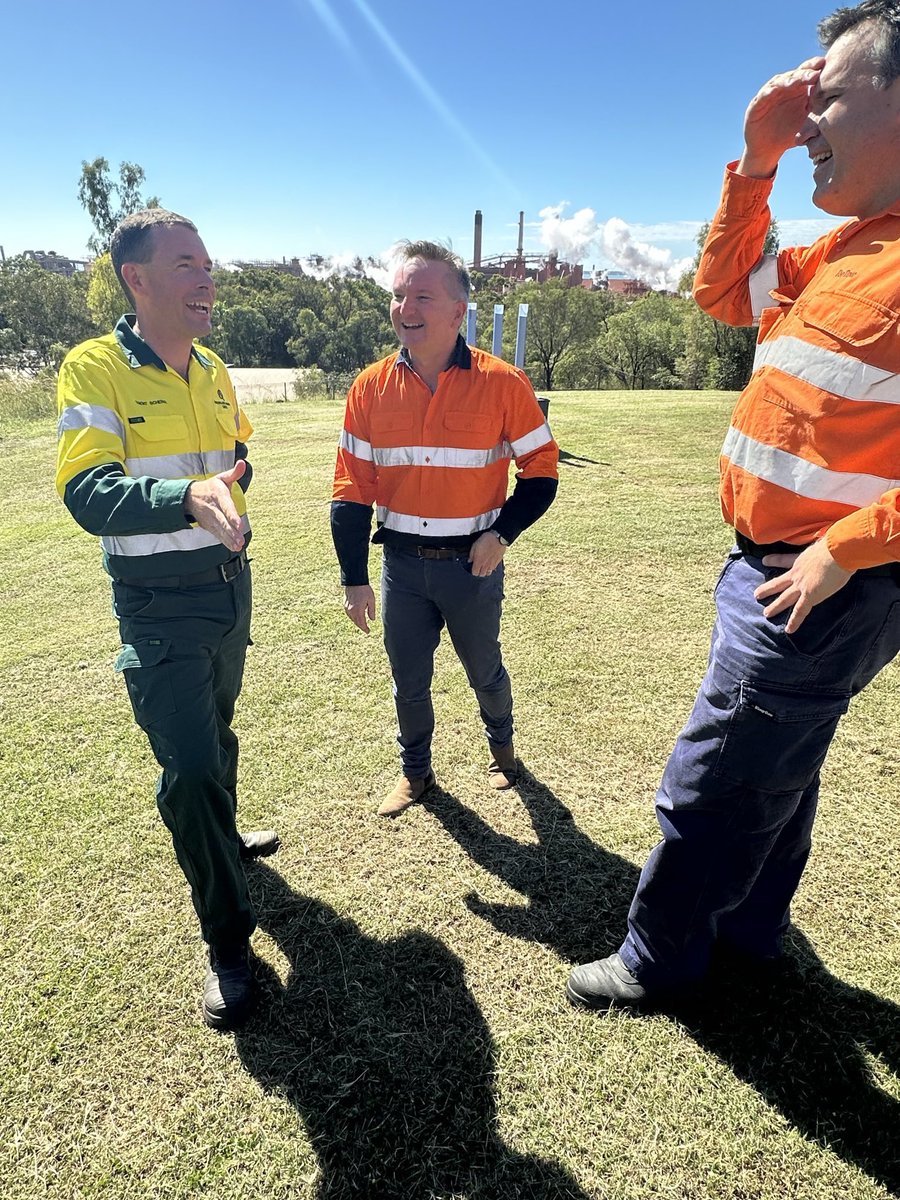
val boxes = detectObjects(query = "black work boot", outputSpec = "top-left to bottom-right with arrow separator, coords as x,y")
566,953 -> 648,1009
238,830 -> 281,860
203,940 -> 255,1030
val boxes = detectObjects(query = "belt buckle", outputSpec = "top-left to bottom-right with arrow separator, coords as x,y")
219,551 -> 245,582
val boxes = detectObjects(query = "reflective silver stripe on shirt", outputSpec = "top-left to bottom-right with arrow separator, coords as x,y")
373,442 -> 512,469
748,255 -> 780,322
123,450 -> 234,478
753,335 -> 900,406
101,514 -> 251,558
57,402 -> 126,441
340,429 -> 374,461
376,507 -> 502,537
722,425 -> 900,509
509,421 -> 552,457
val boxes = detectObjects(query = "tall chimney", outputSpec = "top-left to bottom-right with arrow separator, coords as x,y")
517,211 -> 524,261
473,210 -> 483,269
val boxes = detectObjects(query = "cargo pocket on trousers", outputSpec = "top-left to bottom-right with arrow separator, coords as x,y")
714,678 -> 850,794
115,638 -> 177,727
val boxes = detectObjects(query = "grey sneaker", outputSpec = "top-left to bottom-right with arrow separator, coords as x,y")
566,953 -> 648,1009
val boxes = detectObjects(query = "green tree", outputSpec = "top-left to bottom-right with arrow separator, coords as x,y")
599,292 -> 686,390
86,253 -> 129,328
77,158 -> 160,255
677,218 -> 781,390
0,256 -> 93,369
503,279 -> 597,390
551,289 -> 624,388
217,305 -> 270,366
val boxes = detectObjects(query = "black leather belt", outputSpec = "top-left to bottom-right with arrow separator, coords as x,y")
735,531 -> 899,578
735,532 -> 806,557
115,549 -> 250,589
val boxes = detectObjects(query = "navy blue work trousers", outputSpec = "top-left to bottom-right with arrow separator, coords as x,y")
620,550 -> 900,989
112,568 -> 255,947
380,547 -> 514,778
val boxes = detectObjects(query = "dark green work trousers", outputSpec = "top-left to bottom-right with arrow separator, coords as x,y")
112,567 -> 255,947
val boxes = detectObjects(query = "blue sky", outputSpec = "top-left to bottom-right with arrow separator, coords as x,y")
2,0 -> 836,283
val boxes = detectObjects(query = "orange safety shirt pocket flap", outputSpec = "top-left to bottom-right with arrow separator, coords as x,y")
370,411 -> 415,436
794,289 -> 900,349
443,411 -> 495,435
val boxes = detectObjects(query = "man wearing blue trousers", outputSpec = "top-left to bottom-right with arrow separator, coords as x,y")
569,0 -> 900,1007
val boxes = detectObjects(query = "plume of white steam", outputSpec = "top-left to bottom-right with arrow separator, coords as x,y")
599,218 -> 691,291
538,202 -> 691,291
300,252 -> 362,281
539,204 -> 599,263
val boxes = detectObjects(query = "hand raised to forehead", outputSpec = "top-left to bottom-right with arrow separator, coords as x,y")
740,56 -> 826,179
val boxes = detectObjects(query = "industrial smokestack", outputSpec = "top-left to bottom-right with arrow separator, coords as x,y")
473,210 -> 483,270
517,211 -> 524,261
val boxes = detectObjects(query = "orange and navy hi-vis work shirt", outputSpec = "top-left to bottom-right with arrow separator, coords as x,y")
331,337 -> 558,586
694,163 -> 900,571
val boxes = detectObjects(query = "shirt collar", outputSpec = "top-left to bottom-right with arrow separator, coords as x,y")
114,314 -> 214,371
397,333 -> 471,373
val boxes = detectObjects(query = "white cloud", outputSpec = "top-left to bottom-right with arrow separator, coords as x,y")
775,218 -> 839,246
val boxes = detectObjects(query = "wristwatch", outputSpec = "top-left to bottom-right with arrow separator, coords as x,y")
492,530 -> 510,547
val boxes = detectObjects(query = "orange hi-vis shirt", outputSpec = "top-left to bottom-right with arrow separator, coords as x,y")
332,342 -> 558,542
694,163 -> 900,571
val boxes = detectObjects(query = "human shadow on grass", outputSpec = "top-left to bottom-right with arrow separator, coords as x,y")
423,771 -> 900,1197
234,861 -> 592,1200
558,450 -> 603,469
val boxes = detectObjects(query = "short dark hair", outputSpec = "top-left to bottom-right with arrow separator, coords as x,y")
110,208 -> 198,306
396,240 -> 470,301
819,1 -> 900,86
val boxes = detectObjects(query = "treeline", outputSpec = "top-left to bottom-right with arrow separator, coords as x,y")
0,252 -> 761,393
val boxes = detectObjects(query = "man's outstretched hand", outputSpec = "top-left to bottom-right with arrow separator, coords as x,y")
184,460 -> 246,552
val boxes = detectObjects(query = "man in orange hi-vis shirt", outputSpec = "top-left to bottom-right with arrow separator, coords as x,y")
569,0 -> 900,1008
331,241 -> 558,817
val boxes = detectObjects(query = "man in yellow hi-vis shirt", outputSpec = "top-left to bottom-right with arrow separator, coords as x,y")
56,208 -> 278,1031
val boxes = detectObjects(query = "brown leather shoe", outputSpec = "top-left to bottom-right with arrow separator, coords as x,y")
377,770 -> 436,817
487,740 -> 519,789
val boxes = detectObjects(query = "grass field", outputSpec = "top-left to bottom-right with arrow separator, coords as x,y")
2,390 -> 899,1200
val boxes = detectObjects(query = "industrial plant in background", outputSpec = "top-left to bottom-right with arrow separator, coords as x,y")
469,210 -> 649,298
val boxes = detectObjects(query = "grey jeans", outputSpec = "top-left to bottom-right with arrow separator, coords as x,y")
381,546 -> 514,777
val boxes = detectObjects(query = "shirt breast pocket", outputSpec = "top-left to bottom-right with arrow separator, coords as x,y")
795,288 -> 899,348
371,412 -> 415,436
443,411 -> 500,446
761,288 -> 900,418
214,403 -> 240,442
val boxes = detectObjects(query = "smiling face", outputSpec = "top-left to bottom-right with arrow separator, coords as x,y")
390,258 -> 467,365
803,22 -> 900,219
123,223 -> 216,346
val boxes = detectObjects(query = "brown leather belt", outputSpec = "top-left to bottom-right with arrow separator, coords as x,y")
413,546 -> 470,561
